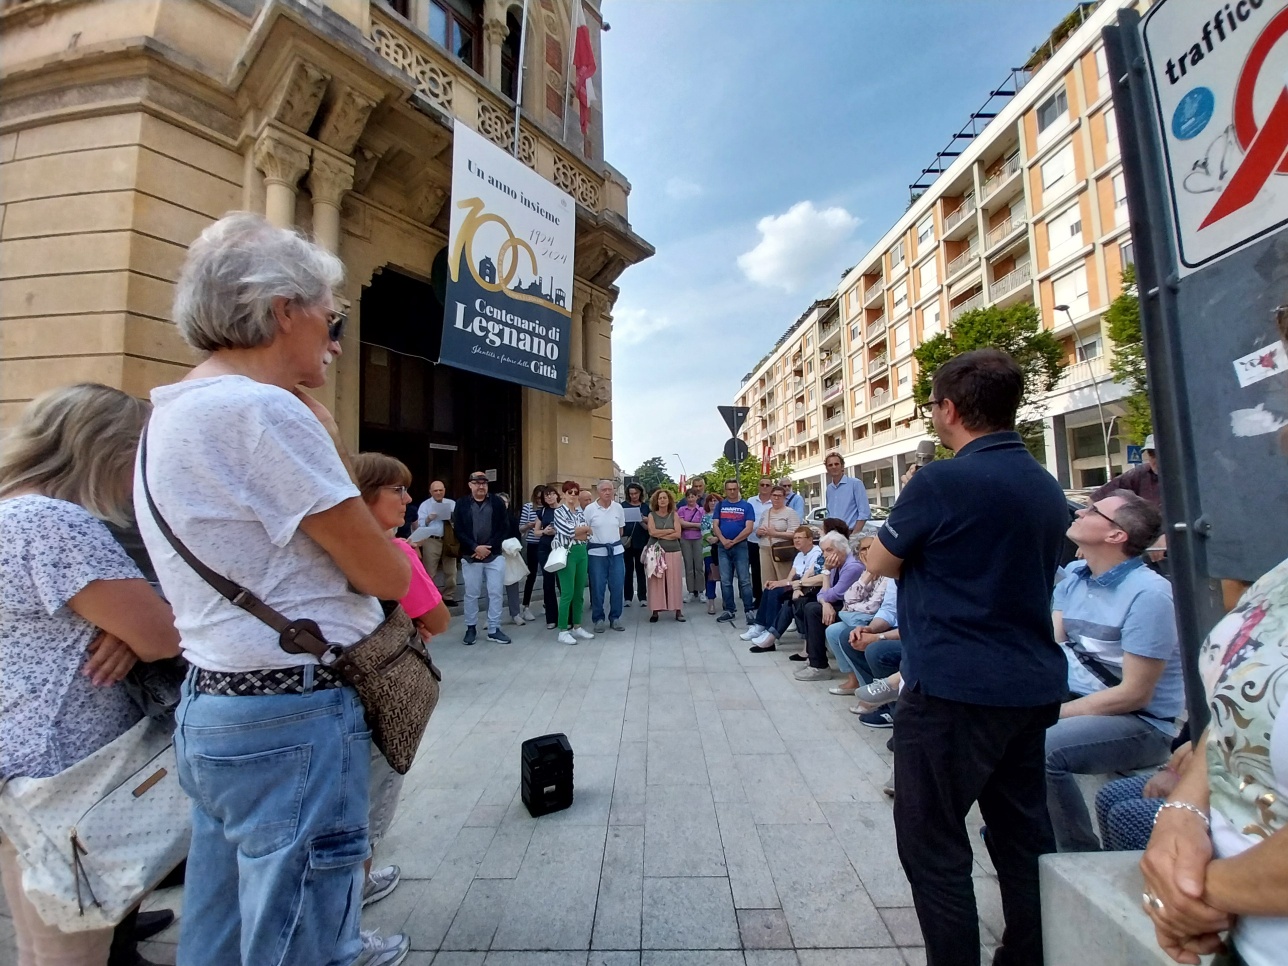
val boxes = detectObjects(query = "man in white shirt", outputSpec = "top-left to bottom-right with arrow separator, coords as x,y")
746,477 -> 774,609
583,479 -> 626,633
412,480 -> 457,604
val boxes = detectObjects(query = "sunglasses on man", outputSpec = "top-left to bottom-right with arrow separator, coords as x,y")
326,310 -> 347,343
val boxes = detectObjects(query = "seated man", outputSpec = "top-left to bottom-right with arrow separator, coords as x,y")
838,582 -> 901,727
1046,490 -> 1183,852
823,538 -> 889,686
794,532 -> 865,682
742,526 -> 821,652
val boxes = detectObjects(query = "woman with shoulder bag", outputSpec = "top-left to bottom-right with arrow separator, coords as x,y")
552,481 -> 593,645
534,486 -> 561,629
701,493 -> 722,615
676,489 -> 706,602
644,489 -> 685,623
756,485 -> 801,586
0,384 -> 182,966
621,483 -> 649,609
136,213 -> 413,966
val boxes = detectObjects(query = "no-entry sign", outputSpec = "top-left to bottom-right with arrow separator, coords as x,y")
1142,0 -> 1288,274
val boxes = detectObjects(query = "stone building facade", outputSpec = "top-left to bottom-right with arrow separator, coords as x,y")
0,0 -> 651,499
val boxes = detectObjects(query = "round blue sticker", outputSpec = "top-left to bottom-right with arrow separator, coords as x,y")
1172,87 -> 1214,140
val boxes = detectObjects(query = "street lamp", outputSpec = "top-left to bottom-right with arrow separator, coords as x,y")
672,453 -> 687,483
1055,303 -> 1114,481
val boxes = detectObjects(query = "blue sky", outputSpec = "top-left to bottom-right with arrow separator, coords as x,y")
600,0 -> 1080,481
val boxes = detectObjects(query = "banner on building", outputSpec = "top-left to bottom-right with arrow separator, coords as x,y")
440,119 -> 576,395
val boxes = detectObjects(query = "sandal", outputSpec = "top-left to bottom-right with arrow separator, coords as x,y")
675,611 -> 686,622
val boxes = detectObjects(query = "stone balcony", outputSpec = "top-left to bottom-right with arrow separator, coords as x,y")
370,5 -> 617,217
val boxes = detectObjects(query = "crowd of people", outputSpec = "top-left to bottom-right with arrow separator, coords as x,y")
0,210 -> 1284,966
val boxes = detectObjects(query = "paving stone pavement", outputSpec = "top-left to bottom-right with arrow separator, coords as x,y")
0,593 -> 1008,966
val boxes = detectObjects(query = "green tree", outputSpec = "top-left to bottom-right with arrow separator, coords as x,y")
694,453 -> 794,502
913,301 -> 1066,455
630,456 -> 674,494
1104,265 -> 1152,444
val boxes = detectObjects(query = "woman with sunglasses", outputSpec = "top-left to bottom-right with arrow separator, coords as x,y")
553,481 -> 593,645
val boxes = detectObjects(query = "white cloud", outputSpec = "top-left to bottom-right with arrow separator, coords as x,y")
664,177 -> 704,200
613,306 -> 678,346
737,201 -> 860,293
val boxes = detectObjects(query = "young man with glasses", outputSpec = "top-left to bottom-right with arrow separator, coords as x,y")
712,480 -> 756,623
1046,491 -> 1181,852
450,472 -> 512,645
864,349 -> 1070,966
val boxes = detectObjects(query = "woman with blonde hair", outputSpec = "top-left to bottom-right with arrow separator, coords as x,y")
644,488 -> 686,622
0,383 -> 181,965
136,212 -> 412,966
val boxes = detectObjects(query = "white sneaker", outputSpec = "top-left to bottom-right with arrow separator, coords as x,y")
362,864 -> 400,906
522,607 -> 537,622
793,666 -> 834,682
557,630 -> 577,645
751,630 -> 775,647
511,614 -> 526,626
572,626 -> 595,640
353,929 -> 410,966
739,624 -> 765,641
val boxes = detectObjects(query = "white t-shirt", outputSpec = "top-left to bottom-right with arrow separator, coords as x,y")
582,501 -> 625,556
792,546 -> 823,578
415,497 -> 456,537
748,496 -> 772,545
136,376 -> 384,673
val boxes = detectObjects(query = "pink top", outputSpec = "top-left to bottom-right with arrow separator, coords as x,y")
677,503 -> 705,539
394,538 -> 442,619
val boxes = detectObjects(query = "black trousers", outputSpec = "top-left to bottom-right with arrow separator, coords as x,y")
802,600 -> 829,668
748,543 -> 762,606
522,542 -> 541,606
893,687 -> 1060,966
624,545 -> 647,602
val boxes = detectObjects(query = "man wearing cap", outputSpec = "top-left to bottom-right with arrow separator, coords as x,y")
451,472 -> 513,646
1092,434 -> 1160,505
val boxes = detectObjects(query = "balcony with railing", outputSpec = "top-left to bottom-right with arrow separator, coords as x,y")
823,382 -> 844,401
946,247 -> 979,280
823,410 -> 846,433
863,278 -> 886,306
819,317 -> 843,346
951,291 -> 985,321
943,196 -> 977,240
986,205 -> 1028,249
370,6 -> 607,212
990,263 -> 1033,303
982,152 -> 1023,206
820,353 -> 843,376
870,387 -> 892,409
867,352 -> 889,376
865,314 -> 888,343
1054,354 -> 1109,391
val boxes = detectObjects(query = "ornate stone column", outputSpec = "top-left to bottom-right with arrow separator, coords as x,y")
253,131 -> 311,229
482,0 -> 508,90
568,288 -> 585,375
585,292 -> 610,376
307,153 -> 355,253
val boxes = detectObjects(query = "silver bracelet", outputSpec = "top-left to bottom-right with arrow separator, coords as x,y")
1154,801 -> 1210,831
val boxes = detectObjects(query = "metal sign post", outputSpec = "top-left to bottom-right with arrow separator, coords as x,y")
1104,0 -> 1288,735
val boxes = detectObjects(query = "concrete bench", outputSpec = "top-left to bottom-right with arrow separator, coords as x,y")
1040,850 -> 1212,965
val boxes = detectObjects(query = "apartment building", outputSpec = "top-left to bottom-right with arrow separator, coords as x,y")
735,0 -> 1139,509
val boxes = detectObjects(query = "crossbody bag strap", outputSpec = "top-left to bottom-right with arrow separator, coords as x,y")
138,428 -> 333,659
1066,642 -> 1173,726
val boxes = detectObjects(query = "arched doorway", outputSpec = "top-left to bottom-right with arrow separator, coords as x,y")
358,266 -> 523,507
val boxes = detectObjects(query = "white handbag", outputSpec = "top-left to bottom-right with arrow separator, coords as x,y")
0,716 -> 190,930
544,546 -> 569,572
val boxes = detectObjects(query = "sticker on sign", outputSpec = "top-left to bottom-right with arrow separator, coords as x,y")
1142,0 -> 1288,274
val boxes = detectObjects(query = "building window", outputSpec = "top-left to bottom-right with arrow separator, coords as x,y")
1076,335 -> 1103,360
892,282 -> 909,316
891,239 -> 905,269
429,0 -> 482,73
893,321 -> 911,357
1095,46 -> 1110,94
1112,172 -> 1128,222
1104,106 -> 1119,157
895,362 -> 912,393
923,302 -> 942,338
1120,238 -> 1135,267
1046,202 -> 1083,263
1053,264 -> 1090,318
1036,87 -> 1069,135
916,215 -> 935,253
501,10 -> 523,100
919,257 -> 938,300
1041,142 -> 1076,194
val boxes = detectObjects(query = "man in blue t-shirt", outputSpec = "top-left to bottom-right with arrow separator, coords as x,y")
864,349 -> 1069,966
1047,490 -> 1181,852
712,480 -> 756,623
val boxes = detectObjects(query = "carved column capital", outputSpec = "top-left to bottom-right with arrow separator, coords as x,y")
318,87 -> 379,155
270,59 -> 331,133
407,183 -> 449,225
307,153 -> 355,208
483,16 -> 509,47
253,131 -> 311,188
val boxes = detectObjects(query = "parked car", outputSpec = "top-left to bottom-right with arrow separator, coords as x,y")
808,504 -> 889,538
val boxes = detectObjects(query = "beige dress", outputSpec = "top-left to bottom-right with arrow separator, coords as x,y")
759,506 -> 802,583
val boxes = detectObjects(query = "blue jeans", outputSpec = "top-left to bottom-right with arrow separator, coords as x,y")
845,637 -> 902,686
174,672 -> 371,966
587,550 -> 625,623
462,555 -> 505,631
1045,713 -> 1174,852
717,542 -> 753,615
754,586 -> 793,634
825,612 -> 876,674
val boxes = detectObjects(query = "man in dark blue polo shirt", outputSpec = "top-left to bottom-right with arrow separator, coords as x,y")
865,349 -> 1069,966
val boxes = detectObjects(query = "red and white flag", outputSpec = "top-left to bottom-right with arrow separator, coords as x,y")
571,2 -> 597,135
761,440 -> 773,475
678,474 -> 687,494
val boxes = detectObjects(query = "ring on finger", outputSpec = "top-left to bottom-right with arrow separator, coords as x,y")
1142,891 -> 1165,912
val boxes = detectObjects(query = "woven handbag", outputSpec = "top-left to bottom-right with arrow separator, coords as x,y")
0,716 -> 190,931
139,434 -> 440,775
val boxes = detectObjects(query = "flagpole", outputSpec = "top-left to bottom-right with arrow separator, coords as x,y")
561,0 -> 579,144
511,0 -> 530,158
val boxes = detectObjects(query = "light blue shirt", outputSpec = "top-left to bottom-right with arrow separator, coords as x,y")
1053,558 -> 1183,735
825,474 -> 871,528
785,491 -> 805,516
873,580 -> 898,629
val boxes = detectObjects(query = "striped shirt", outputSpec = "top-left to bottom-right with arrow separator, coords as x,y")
520,501 -> 540,543
553,504 -> 587,548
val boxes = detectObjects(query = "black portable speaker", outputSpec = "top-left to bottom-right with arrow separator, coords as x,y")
521,732 -> 574,817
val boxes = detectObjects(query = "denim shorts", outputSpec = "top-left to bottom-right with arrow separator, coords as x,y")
174,670 -> 372,966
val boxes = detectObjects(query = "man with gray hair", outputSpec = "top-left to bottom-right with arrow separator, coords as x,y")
413,480 -> 457,605
583,479 -> 626,632
1046,489 -> 1182,851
